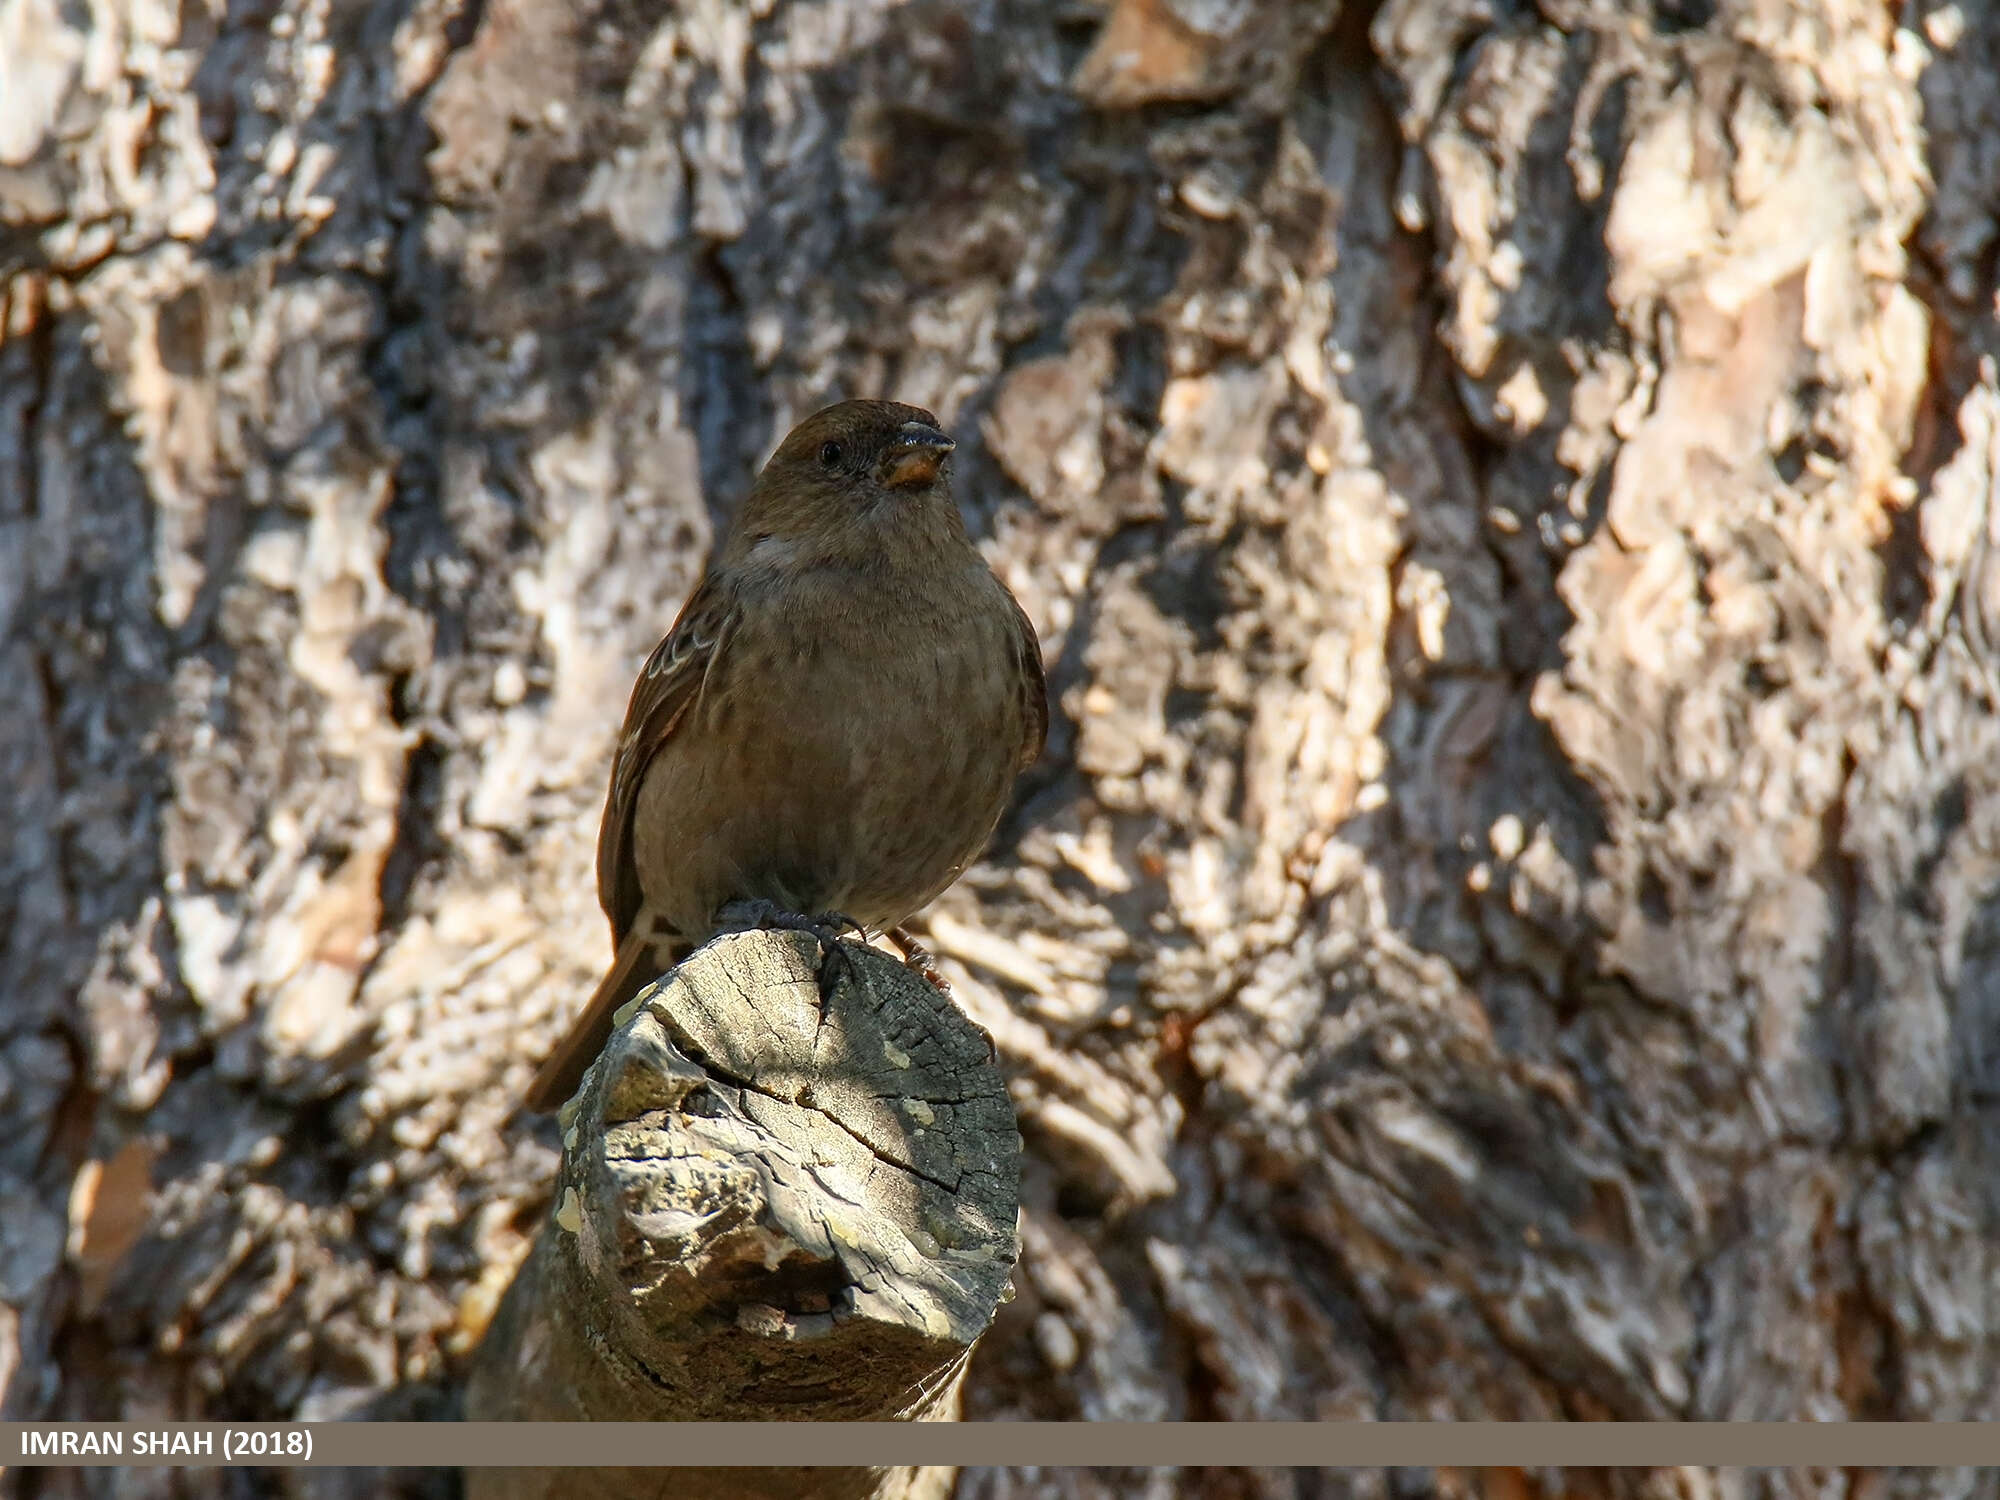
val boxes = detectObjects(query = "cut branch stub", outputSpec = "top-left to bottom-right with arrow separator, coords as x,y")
466,929 -> 1021,1495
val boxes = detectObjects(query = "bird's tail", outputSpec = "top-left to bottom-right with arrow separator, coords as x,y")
524,924 -> 689,1113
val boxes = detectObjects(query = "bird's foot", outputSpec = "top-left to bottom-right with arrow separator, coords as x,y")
715,900 -> 867,1008
886,925 -> 953,997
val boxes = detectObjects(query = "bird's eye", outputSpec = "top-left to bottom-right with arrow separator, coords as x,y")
817,441 -> 843,469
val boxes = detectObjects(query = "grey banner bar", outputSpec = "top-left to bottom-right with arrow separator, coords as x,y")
7,1423 -> 1998,1468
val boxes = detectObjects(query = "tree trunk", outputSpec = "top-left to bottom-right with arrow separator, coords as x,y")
3,0 -> 1998,1492
462,930 -> 1015,1500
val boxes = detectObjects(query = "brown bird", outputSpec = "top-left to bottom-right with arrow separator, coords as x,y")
524,399 -> 1047,1112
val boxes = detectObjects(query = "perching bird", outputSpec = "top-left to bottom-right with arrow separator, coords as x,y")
524,400 -> 1047,1112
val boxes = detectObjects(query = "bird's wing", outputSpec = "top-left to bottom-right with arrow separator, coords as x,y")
596,574 -> 737,944
1007,590 -> 1049,771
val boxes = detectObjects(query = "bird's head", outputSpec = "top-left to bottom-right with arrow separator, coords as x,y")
727,400 -> 964,564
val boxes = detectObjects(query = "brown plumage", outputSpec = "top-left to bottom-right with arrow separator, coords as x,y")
524,400 -> 1047,1112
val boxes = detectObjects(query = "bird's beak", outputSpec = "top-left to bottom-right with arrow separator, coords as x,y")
881,422 -> 956,489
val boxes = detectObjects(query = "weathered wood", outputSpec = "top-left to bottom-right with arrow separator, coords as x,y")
464,930 -> 1017,1500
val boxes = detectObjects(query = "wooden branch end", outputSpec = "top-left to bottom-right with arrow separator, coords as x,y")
467,929 -> 1022,1440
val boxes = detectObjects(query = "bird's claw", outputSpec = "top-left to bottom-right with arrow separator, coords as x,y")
715,900 -> 867,1009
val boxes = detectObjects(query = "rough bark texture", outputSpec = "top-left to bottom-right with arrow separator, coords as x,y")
4,0 -> 2000,1490
462,930 -> 1014,1500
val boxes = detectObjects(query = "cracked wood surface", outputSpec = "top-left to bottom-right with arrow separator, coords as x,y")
462,931 -> 1016,1499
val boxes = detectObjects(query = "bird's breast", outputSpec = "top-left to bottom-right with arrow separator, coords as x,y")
631,560 -> 1026,935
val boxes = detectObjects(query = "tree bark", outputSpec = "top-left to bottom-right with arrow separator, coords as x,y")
4,0 -> 2000,1493
461,930 -> 1016,1500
